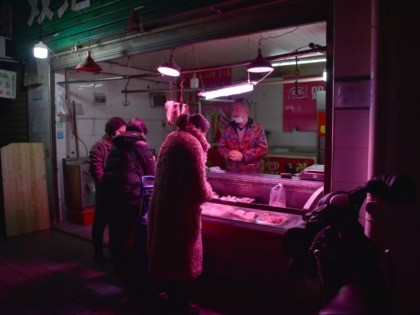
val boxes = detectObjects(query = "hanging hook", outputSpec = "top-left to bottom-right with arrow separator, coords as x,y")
291,56 -> 304,97
169,80 -> 174,101
179,79 -> 185,104
122,79 -> 130,107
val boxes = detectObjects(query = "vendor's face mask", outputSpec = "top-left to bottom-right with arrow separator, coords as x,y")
234,116 -> 244,124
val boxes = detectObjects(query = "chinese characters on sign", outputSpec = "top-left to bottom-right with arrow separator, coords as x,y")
0,69 -> 16,99
283,78 -> 326,132
27,0 -> 91,26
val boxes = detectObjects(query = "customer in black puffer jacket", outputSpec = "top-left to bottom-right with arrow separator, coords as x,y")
102,117 -> 156,293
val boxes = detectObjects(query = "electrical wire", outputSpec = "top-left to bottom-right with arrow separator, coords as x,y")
76,135 -> 89,157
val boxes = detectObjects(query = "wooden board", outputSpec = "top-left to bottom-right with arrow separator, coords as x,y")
1,143 -> 50,236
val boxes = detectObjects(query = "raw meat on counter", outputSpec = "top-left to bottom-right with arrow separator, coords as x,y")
256,213 -> 287,226
201,202 -> 235,217
219,195 -> 255,203
228,209 -> 258,222
201,202 -> 289,226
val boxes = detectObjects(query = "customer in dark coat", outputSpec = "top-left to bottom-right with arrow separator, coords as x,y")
102,117 -> 156,291
147,113 -> 213,313
89,116 -> 126,265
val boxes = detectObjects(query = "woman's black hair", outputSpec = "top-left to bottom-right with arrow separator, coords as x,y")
105,117 -> 126,137
127,117 -> 148,135
177,113 -> 209,133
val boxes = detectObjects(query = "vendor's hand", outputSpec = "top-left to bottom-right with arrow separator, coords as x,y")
229,150 -> 243,161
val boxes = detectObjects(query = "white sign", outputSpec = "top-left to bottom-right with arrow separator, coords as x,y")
72,0 -> 90,11
0,69 -> 16,99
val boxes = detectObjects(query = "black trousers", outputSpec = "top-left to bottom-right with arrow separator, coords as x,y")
108,202 -> 141,287
91,187 -> 108,254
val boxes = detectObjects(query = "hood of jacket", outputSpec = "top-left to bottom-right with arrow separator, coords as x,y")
113,131 -> 146,148
183,124 -> 211,153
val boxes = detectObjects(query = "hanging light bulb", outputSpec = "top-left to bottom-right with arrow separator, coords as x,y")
75,50 -> 102,73
34,41 -> 48,59
190,73 -> 199,88
247,47 -> 273,73
157,52 -> 180,77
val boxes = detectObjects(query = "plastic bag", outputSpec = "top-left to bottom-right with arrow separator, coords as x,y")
269,183 -> 287,207
55,88 -> 70,121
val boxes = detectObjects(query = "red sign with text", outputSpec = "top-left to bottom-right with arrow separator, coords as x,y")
283,78 -> 325,131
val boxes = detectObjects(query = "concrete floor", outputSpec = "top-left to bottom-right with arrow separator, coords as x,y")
0,223 -> 319,314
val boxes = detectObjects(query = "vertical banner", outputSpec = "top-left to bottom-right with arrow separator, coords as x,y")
317,110 -> 326,137
0,69 -> 16,99
283,77 -> 325,131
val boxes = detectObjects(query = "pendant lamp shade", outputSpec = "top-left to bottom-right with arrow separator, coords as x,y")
247,48 -> 273,73
75,50 -> 102,73
157,54 -> 180,77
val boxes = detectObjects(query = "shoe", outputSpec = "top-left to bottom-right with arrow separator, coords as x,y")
94,252 -> 107,265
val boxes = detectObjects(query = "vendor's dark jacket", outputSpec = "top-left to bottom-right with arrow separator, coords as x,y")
102,131 -> 156,208
89,136 -> 112,186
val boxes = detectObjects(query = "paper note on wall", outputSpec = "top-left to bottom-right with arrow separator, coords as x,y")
0,69 -> 16,99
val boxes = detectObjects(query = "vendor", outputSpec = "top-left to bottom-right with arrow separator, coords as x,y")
216,98 -> 268,173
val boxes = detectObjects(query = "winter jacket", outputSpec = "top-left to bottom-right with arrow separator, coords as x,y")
216,118 -> 268,173
102,131 -> 156,208
89,136 -> 113,185
147,124 -> 212,281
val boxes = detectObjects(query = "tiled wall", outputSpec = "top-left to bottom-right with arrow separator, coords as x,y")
331,0 -> 372,192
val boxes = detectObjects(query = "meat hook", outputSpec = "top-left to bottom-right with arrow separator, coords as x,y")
123,79 -> 131,107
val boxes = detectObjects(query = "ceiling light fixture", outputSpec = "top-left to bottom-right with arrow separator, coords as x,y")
157,51 -> 180,77
198,82 -> 254,100
272,57 -> 326,67
75,50 -> 102,73
247,46 -> 273,73
33,41 -> 48,59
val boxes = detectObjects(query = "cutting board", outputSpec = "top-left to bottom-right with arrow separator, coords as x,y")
1,143 -> 50,236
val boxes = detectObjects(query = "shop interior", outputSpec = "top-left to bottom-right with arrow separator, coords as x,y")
55,21 -> 327,221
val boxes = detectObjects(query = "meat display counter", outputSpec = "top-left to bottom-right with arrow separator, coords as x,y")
201,171 -> 324,291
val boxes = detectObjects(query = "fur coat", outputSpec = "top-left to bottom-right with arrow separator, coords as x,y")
147,124 -> 212,281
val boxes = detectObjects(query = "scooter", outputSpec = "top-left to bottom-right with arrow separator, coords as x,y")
282,174 -> 416,314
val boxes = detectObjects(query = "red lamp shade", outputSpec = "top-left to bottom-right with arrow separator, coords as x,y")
75,50 -> 102,73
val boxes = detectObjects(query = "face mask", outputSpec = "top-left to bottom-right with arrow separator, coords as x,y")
234,116 -> 244,124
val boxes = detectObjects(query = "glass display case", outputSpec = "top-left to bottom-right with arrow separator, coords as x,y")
201,171 -> 324,290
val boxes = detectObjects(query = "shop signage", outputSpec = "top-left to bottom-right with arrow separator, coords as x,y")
27,0 -> 91,26
283,78 -> 325,132
318,111 -> 326,137
0,69 -> 16,99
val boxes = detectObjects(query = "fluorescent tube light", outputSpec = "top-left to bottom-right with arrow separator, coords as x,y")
198,82 -> 254,100
272,58 -> 326,67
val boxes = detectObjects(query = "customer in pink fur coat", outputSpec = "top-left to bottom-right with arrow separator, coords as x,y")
147,113 -> 213,312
